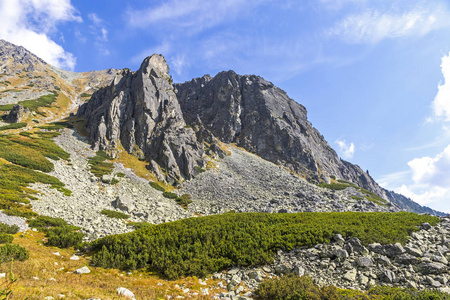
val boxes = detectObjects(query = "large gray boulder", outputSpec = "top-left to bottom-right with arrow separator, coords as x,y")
78,55 -> 205,184
6,104 -> 30,123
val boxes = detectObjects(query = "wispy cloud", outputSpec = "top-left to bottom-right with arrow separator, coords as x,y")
88,13 -> 109,56
328,4 -> 450,44
335,139 -> 355,159
0,0 -> 81,70
126,0 -> 263,32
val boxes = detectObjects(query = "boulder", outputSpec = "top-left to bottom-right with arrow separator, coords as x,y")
112,196 -> 135,212
379,270 -> 396,283
117,287 -> 135,299
356,257 -> 373,268
73,266 -> 90,274
419,262 -> 447,275
6,104 -> 30,123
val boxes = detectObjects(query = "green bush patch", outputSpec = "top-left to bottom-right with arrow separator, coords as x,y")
0,123 -> 27,131
88,212 -> 438,279
175,194 -> 192,209
29,216 -> 84,248
0,233 -> 13,244
0,243 -> 29,263
149,181 -> 165,192
101,209 -> 129,219
0,92 -> 58,114
255,275 -> 450,300
88,150 -> 114,177
162,191 -> 178,199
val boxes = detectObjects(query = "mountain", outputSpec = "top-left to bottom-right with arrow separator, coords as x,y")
0,39 -> 448,298
0,39 -> 443,217
75,53 -> 442,215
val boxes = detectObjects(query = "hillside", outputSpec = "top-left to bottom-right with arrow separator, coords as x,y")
0,39 -> 447,299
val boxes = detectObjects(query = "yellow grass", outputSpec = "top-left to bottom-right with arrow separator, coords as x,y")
5,230 -> 223,299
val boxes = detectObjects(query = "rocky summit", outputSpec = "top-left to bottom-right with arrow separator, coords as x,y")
78,55 -> 205,184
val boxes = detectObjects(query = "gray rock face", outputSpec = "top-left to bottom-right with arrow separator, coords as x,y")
78,55 -> 205,183
6,104 -> 30,123
175,71 -> 387,197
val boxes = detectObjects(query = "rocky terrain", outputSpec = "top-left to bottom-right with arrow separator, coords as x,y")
213,217 -> 450,298
31,128 -> 194,241
182,147 -> 398,215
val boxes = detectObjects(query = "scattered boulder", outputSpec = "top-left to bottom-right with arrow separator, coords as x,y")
112,196 -> 135,212
74,266 -> 91,274
117,287 -> 135,299
6,104 -> 30,123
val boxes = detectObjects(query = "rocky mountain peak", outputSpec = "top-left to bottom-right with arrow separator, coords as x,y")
138,54 -> 170,77
78,55 -> 205,184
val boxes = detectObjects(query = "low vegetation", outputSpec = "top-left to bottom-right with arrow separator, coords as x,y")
88,212 -> 438,279
28,216 -> 84,248
319,180 -> 388,206
100,209 -> 129,219
0,123 -> 27,131
255,275 -> 449,300
149,181 -> 165,191
0,92 -> 58,115
88,150 -> 114,177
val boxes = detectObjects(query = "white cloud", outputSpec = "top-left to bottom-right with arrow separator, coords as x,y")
88,13 -> 108,42
408,144 -> 450,187
432,52 -> 450,121
126,0 -> 265,32
0,0 -> 80,70
395,184 -> 448,208
335,139 -> 355,159
87,13 -> 109,56
329,4 -> 450,44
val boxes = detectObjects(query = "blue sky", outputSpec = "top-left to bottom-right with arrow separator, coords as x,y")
1,0 -> 450,213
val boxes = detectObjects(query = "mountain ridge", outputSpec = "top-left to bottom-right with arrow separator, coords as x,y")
0,39 -> 444,217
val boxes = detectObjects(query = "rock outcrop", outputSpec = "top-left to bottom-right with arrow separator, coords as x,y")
78,55 -> 205,184
6,104 -> 30,123
175,71 -> 386,197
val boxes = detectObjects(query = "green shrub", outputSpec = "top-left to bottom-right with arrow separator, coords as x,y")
163,191 -> 178,199
149,181 -> 165,192
80,93 -> 92,98
0,123 -> 27,131
29,216 -> 84,248
195,166 -> 206,173
255,275 -> 450,300
110,178 -> 119,185
256,275 -> 339,300
116,173 -> 125,178
0,92 -> 58,114
318,182 -> 350,190
129,222 -> 154,230
88,151 -> 114,177
0,234 -> 13,244
0,243 -> 29,263
88,212 -> 438,279
0,224 -> 19,235
28,216 -> 67,228
101,209 -> 129,219
45,226 -> 84,248
175,194 -> 192,209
